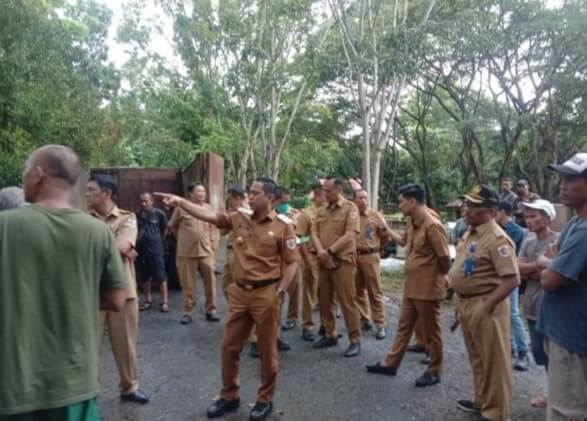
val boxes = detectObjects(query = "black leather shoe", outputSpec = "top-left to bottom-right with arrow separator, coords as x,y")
302,330 -> 316,342
249,401 -> 273,421
415,371 -> 440,387
456,399 -> 480,414
375,327 -> 386,340
282,319 -> 296,330
313,336 -> 337,349
206,313 -> 220,322
249,342 -> 260,358
207,398 -> 240,418
366,362 -> 397,376
420,354 -> 431,365
180,314 -> 193,325
277,338 -> 291,352
361,320 -> 373,331
121,389 -> 150,404
344,342 -> 361,357
318,325 -> 325,336
406,344 -> 426,353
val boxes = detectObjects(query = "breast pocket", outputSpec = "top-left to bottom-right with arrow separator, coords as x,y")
255,235 -> 278,257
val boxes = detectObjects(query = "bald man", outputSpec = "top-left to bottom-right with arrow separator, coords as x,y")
0,145 -> 128,419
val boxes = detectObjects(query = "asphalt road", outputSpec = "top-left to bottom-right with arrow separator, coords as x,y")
99,247 -> 547,421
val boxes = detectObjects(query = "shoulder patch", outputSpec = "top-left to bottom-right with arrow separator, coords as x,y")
286,238 -> 297,250
277,214 -> 293,225
122,217 -> 137,229
237,207 -> 254,216
497,244 -> 511,257
349,210 -> 358,219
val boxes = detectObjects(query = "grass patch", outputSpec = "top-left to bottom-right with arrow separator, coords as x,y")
381,269 -> 405,293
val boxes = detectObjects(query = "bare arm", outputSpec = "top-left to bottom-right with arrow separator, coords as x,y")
100,288 -> 128,312
541,269 -> 571,292
389,229 -> 407,247
278,260 -> 299,292
327,231 -> 357,254
484,275 -> 520,313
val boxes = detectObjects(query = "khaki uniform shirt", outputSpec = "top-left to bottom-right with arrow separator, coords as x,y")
170,204 -> 214,258
449,219 -> 519,297
216,209 -> 300,282
90,206 -> 138,299
296,207 -> 319,253
403,208 -> 450,300
357,208 -> 388,252
312,197 -> 360,262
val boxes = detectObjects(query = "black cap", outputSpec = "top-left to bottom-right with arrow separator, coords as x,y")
461,185 -> 499,208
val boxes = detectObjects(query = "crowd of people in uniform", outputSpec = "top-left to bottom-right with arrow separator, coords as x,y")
0,144 -> 586,421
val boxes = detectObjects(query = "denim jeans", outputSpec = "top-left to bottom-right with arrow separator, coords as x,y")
510,287 -> 529,354
527,319 -> 549,367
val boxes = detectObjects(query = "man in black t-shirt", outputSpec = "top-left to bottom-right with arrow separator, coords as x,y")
136,192 -> 169,312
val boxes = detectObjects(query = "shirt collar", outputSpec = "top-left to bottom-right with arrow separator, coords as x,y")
471,219 -> 495,236
90,205 -> 120,220
328,196 -> 345,210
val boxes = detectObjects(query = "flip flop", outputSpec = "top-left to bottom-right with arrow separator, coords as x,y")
160,302 -> 170,313
139,301 -> 152,311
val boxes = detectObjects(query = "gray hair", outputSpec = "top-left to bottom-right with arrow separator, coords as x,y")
0,187 -> 26,211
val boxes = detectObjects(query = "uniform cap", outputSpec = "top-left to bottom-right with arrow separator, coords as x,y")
461,185 -> 499,207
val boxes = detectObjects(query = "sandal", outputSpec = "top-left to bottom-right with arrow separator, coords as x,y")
530,395 -> 547,408
160,302 -> 170,313
139,301 -> 152,311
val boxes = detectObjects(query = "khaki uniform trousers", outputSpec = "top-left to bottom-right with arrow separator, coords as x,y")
301,253 -> 319,330
222,249 -> 234,300
100,299 -> 140,395
318,260 -> 361,343
354,253 -> 386,327
221,283 -> 280,403
177,255 -> 217,314
284,268 -> 301,321
457,295 -> 512,421
384,297 -> 443,375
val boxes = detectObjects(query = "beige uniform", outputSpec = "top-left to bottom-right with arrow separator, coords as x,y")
355,208 -> 388,327
216,208 -> 300,403
170,205 -> 217,315
312,197 -> 361,343
92,206 -> 140,395
449,219 -> 518,421
384,209 -> 449,376
295,207 -> 320,331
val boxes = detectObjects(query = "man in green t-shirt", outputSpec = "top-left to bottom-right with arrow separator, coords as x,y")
0,145 -> 128,421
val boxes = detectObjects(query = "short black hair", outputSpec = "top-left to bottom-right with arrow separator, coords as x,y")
398,183 -> 425,204
326,176 -> 345,189
187,182 -> 205,194
227,186 -> 246,199
498,201 -> 514,215
89,174 -> 118,197
255,177 -> 278,196
502,177 -> 512,183
275,186 -> 290,200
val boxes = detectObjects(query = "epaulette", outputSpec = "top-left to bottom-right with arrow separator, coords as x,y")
237,207 -> 254,216
277,214 -> 293,225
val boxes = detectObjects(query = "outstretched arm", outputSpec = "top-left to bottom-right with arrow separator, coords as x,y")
155,193 -> 219,226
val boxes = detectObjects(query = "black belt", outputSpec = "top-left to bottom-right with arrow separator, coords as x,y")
227,245 -> 233,250
236,278 -> 279,290
357,248 -> 378,255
